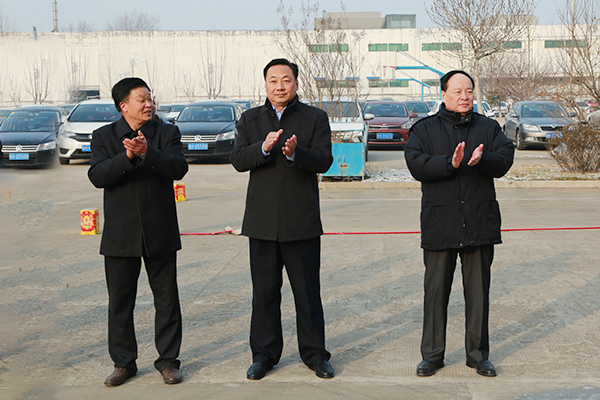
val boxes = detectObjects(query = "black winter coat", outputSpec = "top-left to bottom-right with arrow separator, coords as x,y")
88,117 -> 188,257
230,97 -> 333,242
404,104 -> 514,250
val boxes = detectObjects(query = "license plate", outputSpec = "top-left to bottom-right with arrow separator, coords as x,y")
81,144 -> 91,152
9,153 -> 29,160
546,132 -> 562,139
376,133 -> 393,140
188,143 -> 208,150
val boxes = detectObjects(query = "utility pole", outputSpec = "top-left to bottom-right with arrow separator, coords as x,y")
52,0 -> 58,32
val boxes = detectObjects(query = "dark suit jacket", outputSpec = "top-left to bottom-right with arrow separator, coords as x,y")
88,117 -> 188,257
230,97 -> 333,242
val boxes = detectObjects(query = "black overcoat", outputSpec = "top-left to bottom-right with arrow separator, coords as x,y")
404,104 -> 514,250
230,97 -> 333,242
88,117 -> 188,257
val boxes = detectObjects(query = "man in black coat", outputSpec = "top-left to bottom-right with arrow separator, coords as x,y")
404,70 -> 514,378
230,58 -> 334,380
88,78 -> 188,386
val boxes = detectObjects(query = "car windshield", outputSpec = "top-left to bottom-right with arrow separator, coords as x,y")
0,109 -> 13,118
69,104 -> 120,122
170,104 -> 187,113
314,101 -> 360,119
522,103 -> 567,118
0,110 -> 60,132
364,103 -> 408,117
178,105 -> 235,122
405,102 -> 429,113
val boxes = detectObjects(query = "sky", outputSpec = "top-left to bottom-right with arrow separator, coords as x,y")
1,0 -> 565,33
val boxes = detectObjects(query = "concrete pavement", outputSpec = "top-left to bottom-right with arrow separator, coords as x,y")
1,152 -> 600,399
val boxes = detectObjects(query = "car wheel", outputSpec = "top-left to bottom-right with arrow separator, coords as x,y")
516,131 -> 525,150
59,158 -> 70,165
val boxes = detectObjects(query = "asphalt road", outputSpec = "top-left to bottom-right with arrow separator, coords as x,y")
1,151 -> 599,400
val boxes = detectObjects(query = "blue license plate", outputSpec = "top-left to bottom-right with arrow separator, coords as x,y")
546,132 -> 562,139
81,144 -> 91,152
9,153 -> 29,160
188,143 -> 208,150
376,133 -> 393,140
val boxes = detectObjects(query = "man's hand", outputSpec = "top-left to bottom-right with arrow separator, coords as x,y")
282,134 -> 297,158
123,131 -> 148,160
468,144 -> 484,166
262,129 -> 283,153
452,141 -> 465,169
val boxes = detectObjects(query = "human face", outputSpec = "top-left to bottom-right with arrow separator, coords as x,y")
120,86 -> 154,130
265,64 -> 298,112
441,73 -> 474,115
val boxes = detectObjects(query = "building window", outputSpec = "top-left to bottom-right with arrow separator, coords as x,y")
545,40 -> 586,48
390,80 -> 409,88
423,79 -> 440,87
442,42 -> 462,51
369,43 -> 388,51
389,43 -> 409,52
503,41 -> 522,49
309,44 -> 329,52
422,43 -> 441,51
316,78 -> 357,88
329,44 -> 349,52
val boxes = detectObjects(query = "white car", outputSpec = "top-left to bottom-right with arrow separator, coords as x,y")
57,100 -> 120,164
427,100 -> 495,118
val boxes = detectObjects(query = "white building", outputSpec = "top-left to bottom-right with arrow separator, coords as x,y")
0,22 -> 580,106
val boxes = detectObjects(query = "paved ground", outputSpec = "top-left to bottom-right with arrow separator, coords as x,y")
1,150 -> 600,399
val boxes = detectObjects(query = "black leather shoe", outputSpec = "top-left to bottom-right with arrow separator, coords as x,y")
416,360 -> 444,376
466,359 -> 497,377
309,360 -> 334,379
104,367 -> 137,386
246,361 -> 272,380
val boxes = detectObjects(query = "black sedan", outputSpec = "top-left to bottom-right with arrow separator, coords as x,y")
175,102 -> 243,159
0,106 -> 66,167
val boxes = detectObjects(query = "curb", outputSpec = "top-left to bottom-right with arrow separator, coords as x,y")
319,180 -> 600,189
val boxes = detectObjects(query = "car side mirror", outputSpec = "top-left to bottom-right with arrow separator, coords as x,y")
363,113 -> 375,121
569,111 -> 577,117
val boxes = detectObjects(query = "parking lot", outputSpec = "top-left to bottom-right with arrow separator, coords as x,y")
1,150 -> 600,399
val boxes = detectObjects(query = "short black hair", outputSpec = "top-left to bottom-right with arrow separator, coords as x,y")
440,70 -> 475,92
111,77 -> 151,112
263,58 -> 299,80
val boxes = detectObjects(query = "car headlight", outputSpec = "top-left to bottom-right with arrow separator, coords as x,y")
216,131 -> 235,140
38,141 -> 57,151
522,123 -> 541,132
401,121 -> 412,129
59,129 -> 77,138
333,130 -> 364,142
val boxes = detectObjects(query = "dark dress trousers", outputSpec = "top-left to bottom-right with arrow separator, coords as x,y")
230,96 -> 333,366
88,117 -> 188,372
404,104 -> 514,364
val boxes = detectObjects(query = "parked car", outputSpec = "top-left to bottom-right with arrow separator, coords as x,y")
158,103 -> 189,123
57,100 -> 120,164
0,107 -> 14,123
0,106 -> 66,167
404,100 -> 430,122
427,100 -> 495,118
362,100 -> 412,149
503,101 -> 571,150
232,99 -> 257,111
174,101 -> 243,159
587,109 -> 600,125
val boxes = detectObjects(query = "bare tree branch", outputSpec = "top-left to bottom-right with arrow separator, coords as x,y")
106,10 -> 159,31
427,0 -> 535,107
